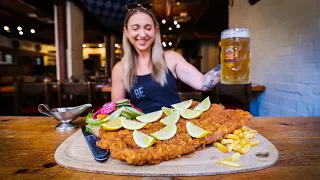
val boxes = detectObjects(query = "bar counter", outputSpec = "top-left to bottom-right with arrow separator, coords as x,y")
0,116 -> 319,179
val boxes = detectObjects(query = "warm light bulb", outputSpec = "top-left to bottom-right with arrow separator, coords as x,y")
98,44 -> 102,48
174,20 -> 178,25
176,2 -> 180,5
4,26 -> 9,31
115,44 -> 119,48
176,24 -> 180,28
30,29 -> 35,33
162,19 -> 166,24
17,26 -> 22,31
19,31 -> 23,35
82,44 -> 86,48
162,42 -> 166,47
168,27 -> 172,31
168,42 -> 172,46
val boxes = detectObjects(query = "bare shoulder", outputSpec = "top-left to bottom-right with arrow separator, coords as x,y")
164,50 -> 184,62
112,61 -> 123,78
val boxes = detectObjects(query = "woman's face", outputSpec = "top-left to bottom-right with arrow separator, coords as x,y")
124,12 -> 156,52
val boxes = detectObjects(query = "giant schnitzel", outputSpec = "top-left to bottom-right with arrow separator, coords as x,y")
97,102 -> 252,165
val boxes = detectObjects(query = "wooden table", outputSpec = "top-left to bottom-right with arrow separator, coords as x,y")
0,116 -> 319,179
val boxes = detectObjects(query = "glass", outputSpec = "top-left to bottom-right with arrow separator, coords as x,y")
220,28 -> 251,84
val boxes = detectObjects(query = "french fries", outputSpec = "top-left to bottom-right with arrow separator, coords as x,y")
217,160 -> 243,168
214,126 -> 260,168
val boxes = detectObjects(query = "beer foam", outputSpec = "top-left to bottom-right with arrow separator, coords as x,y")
221,28 -> 250,39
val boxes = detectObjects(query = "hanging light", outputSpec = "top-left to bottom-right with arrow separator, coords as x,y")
82,44 -> 86,48
162,42 -> 166,47
19,31 -> 23,35
30,29 -> 35,33
174,20 -> 178,25
168,27 -> 172,31
162,19 -> 166,24
176,1 -> 180,5
115,44 -> 119,48
168,42 -> 172,46
98,44 -> 102,48
176,24 -> 180,28
17,26 -> 22,31
4,26 -> 9,31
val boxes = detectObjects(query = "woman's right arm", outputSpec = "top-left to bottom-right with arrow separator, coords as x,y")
111,62 -> 127,101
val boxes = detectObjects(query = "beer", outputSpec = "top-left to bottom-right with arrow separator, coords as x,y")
220,28 -> 250,84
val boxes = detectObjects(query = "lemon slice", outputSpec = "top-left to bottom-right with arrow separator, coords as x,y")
194,96 -> 211,111
136,110 -> 163,123
186,121 -> 208,138
180,108 -> 203,119
150,124 -> 177,140
161,107 -> 176,115
133,130 -> 156,148
121,117 -> 147,130
160,110 -> 180,125
171,99 -> 193,110
101,117 -> 122,131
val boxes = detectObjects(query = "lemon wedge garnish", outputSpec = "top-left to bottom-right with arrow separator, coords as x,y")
194,96 -> 211,111
161,107 -> 177,115
136,110 -> 163,123
101,117 -> 122,131
133,130 -> 156,148
180,108 -> 203,119
121,117 -> 147,130
160,110 -> 180,125
171,99 -> 193,110
150,124 -> 177,140
186,121 -> 208,138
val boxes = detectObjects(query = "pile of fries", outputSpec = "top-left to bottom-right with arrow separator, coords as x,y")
213,126 -> 260,167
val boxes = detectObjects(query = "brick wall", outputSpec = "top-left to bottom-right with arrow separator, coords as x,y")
229,0 -> 320,116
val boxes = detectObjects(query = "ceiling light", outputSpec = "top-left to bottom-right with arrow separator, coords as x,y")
176,24 -> 180,28
168,42 -> 172,46
176,2 -> 180,5
168,27 -> 172,31
82,44 -> 86,48
98,44 -> 102,48
28,13 -> 38,18
174,20 -> 178,25
30,29 -> 35,33
115,44 -> 119,48
162,19 -> 166,24
17,26 -> 22,31
4,26 -> 9,31
19,31 -> 23,35
162,42 -> 166,47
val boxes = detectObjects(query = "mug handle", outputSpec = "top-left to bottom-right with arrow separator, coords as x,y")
38,104 -> 52,117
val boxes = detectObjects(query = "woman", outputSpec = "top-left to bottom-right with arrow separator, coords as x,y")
111,4 -> 221,113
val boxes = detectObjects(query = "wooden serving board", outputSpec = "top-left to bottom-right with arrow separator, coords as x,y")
54,128 -> 279,176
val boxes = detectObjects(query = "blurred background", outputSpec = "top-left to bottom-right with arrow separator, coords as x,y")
0,0 -> 319,117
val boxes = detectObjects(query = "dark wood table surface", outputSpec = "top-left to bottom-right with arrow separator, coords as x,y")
0,116 -> 319,179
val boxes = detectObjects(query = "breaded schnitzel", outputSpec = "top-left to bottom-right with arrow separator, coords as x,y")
97,102 -> 252,165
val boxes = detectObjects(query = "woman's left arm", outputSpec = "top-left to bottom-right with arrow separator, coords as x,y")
167,51 -> 220,91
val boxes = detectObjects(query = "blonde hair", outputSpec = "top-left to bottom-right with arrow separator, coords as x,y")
122,7 -> 167,91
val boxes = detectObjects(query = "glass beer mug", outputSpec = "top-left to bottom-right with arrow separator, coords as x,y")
220,28 -> 251,84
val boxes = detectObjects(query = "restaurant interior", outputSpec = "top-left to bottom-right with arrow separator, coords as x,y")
0,0 -> 319,117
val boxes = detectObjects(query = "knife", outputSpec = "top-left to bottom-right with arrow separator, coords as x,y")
81,126 -> 110,162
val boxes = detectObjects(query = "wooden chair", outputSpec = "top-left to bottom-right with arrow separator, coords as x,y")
212,83 -> 252,111
14,81 -> 50,115
179,92 -> 202,102
57,82 -> 93,107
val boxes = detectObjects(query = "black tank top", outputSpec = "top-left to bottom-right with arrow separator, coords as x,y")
128,69 -> 180,113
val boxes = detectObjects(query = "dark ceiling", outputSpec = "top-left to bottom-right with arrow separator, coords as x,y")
0,0 -> 229,45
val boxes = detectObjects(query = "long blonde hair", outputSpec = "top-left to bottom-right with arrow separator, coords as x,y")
122,7 -> 167,91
